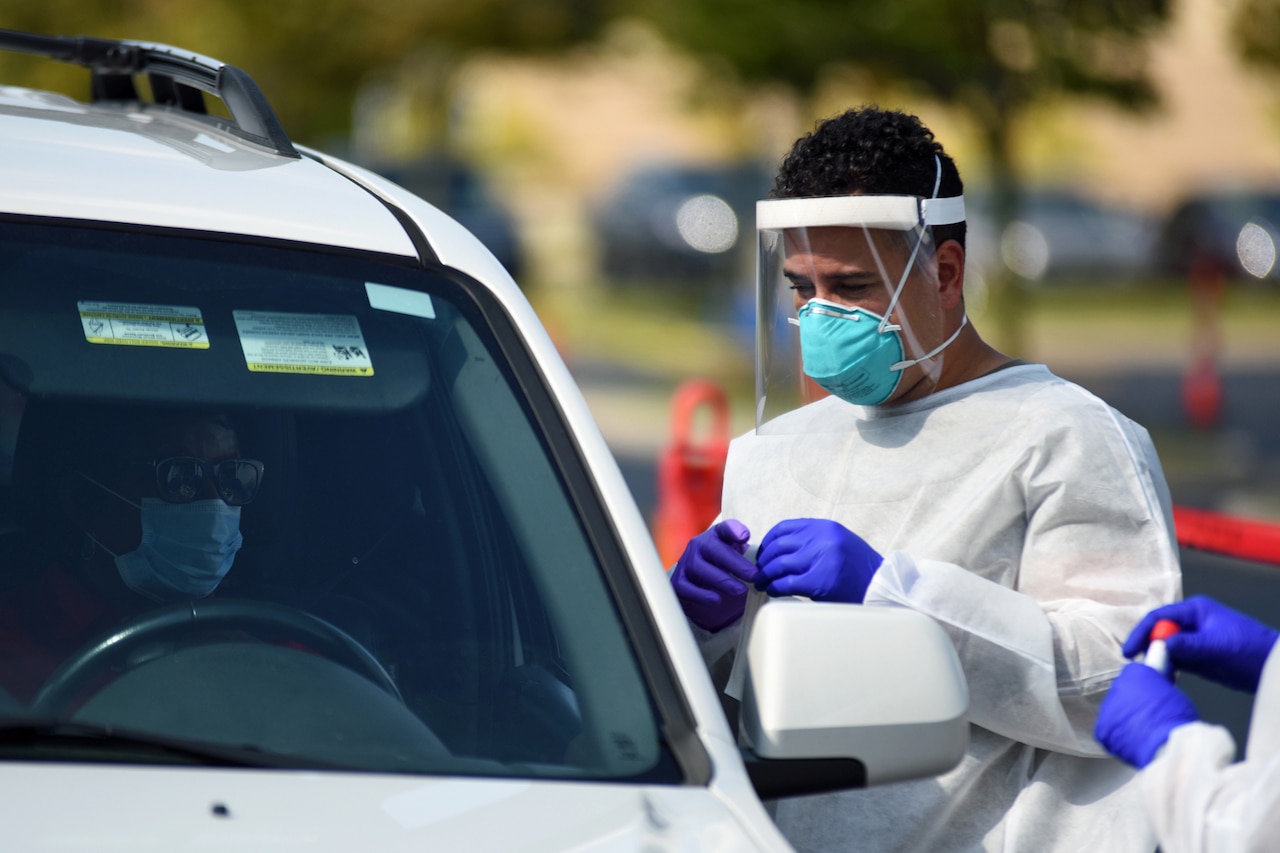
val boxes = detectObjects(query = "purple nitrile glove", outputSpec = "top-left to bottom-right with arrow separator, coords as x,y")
754,518 -> 882,604
1123,596 -> 1280,693
1095,662 -> 1200,769
670,519 -> 758,632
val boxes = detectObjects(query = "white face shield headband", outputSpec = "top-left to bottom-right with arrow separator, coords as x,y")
754,156 -> 966,430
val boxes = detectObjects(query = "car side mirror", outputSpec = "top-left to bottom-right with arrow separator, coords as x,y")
739,599 -> 968,799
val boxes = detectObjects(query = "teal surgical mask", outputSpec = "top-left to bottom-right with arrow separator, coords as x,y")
796,298 -> 968,406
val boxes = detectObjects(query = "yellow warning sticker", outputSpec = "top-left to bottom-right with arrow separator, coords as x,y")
78,301 -> 209,348
234,310 -> 374,377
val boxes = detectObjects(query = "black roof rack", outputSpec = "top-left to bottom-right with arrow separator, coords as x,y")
0,29 -> 299,158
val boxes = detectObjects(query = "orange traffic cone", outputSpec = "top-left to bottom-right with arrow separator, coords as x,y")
653,379 -> 732,568
1183,254 -> 1225,431
1182,356 -> 1222,431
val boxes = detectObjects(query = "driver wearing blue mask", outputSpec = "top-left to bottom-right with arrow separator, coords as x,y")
70,411 -> 261,602
0,405 -> 263,704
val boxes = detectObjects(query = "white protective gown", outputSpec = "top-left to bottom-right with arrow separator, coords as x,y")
1140,646 -> 1280,852
705,363 -> 1182,852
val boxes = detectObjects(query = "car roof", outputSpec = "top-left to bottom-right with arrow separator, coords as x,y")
0,86 -> 417,257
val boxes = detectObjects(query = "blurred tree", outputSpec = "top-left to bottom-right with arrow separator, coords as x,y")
1231,0 -> 1280,73
0,0 -> 614,146
221,0 -> 615,150
3,1 -> 1176,349
622,0 -> 1173,353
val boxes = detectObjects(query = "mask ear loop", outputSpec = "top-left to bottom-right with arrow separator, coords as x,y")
890,314 -> 968,372
79,471 -> 142,510
875,155 -> 945,335
75,472 -> 139,560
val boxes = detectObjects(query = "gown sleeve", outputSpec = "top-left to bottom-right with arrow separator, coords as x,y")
864,400 -> 1181,756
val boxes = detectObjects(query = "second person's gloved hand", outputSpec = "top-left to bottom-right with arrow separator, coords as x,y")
1123,596 -> 1280,693
1095,662 -> 1200,768
670,519 -> 758,632
755,518 -> 882,603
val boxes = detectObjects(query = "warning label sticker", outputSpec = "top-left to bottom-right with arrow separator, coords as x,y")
78,301 -> 209,349
233,310 -> 374,377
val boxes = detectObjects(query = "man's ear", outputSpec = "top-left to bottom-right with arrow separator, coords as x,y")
935,240 -> 965,310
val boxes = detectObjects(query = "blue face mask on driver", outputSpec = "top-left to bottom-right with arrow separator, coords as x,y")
79,474 -> 243,601
115,498 -> 243,601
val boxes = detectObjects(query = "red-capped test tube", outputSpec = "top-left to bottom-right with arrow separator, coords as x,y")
1142,619 -> 1181,675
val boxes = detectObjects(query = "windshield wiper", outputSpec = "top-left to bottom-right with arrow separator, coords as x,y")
0,719 -> 337,769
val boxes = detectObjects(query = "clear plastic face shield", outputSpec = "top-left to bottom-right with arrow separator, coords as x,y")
755,164 -> 966,432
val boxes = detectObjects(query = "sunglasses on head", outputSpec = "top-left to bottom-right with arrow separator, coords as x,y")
135,456 -> 265,506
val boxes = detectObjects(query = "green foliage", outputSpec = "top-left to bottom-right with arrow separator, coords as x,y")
2,0 -> 1174,150
1230,0 -> 1280,73
0,0 -> 618,144
1,0 -> 1182,357
622,0 -> 1173,356
629,0 -> 1169,119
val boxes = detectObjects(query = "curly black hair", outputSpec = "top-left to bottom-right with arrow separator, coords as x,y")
773,106 -> 966,248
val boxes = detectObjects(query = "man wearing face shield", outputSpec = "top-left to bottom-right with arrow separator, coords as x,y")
669,107 -> 1180,851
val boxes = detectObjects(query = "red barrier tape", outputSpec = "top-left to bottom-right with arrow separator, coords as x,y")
1174,505 -> 1280,567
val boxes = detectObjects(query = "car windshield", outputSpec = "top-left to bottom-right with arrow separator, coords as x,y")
0,219 -> 676,783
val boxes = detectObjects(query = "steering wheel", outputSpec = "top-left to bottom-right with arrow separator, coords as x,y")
30,598 -> 401,716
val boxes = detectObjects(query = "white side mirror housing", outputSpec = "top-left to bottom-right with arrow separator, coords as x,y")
741,600 -> 968,789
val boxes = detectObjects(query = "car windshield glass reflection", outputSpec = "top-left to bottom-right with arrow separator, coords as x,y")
0,221 -> 673,784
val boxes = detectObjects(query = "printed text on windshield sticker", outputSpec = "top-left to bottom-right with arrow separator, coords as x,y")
78,301 -> 209,349
234,310 -> 374,376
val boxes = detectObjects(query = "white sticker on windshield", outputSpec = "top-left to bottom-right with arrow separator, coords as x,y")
233,310 -> 374,377
366,282 -> 436,318
78,301 -> 209,349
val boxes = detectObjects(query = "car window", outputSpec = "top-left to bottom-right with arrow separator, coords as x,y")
0,218 -> 677,783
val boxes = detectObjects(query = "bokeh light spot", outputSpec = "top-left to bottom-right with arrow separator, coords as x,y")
676,194 -> 738,254
1237,222 -> 1276,279
1000,221 -> 1050,280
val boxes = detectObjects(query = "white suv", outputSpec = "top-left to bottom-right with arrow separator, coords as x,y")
0,29 -> 967,850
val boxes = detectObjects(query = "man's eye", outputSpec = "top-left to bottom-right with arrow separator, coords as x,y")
788,283 -> 815,297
